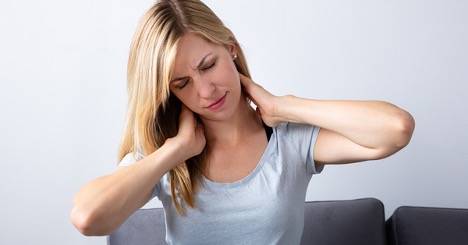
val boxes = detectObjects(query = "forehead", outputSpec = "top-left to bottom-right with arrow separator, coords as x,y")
173,33 -> 223,71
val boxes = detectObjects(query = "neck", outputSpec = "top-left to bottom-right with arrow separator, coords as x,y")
200,95 -> 263,147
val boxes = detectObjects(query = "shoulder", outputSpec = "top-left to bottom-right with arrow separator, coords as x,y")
272,122 -> 323,175
275,122 -> 319,138
275,122 -> 320,156
119,152 -> 145,167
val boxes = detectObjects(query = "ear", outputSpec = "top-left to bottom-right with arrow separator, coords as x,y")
227,43 -> 237,59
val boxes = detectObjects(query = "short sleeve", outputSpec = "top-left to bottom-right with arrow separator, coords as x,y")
118,152 -> 145,167
282,122 -> 323,175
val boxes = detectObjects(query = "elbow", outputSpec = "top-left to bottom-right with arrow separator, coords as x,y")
70,206 -> 94,236
70,205 -> 112,236
392,110 -> 416,149
371,111 -> 415,161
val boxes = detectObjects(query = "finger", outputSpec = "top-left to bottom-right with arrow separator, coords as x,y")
238,73 -> 254,89
179,105 -> 189,121
239,73 -> 268,95
180,104 -> 189,115
256,106 -> 262,117
196,121 -> 205,133
179,105 -> 196,127
239,74 -> 256,101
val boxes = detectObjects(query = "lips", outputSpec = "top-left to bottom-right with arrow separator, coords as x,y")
207,93 -> 227,110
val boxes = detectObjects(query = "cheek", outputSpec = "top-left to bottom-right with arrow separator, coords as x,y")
216,60 -> 240,86
171,90 -> 199,112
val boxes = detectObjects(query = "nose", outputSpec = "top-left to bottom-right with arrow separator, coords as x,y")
193,76 -> 215,98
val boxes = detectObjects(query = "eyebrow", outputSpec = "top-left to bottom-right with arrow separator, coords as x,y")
170,53 -> 213,83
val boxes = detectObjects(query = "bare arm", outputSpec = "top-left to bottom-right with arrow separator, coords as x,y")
277,97 -> 415,165
240,74 -> 415,165
70,106 -> 205,236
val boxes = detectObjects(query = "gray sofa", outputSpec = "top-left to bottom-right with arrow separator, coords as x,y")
108,198 -> 468,245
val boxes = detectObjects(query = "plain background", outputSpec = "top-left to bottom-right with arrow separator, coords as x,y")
1,0 -> 467,244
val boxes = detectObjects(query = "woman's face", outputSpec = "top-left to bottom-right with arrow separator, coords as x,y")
169,33 -> 240,121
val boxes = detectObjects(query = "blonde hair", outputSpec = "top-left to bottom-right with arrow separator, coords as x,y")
118,0 -> 251,215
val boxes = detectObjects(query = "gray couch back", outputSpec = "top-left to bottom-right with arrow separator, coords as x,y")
301,198 -> 386,245
108,198 -> 468,245
386,206 -> 468,245
108,198 -> 386,245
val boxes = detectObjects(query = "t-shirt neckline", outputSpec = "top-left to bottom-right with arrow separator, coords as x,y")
202,127 -> 275,189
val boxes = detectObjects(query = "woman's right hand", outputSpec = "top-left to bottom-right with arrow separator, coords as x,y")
170,105 -> 206,161
71,106 -> 204,236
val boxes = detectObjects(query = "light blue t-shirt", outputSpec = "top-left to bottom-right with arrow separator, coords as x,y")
120,122 -> 322,245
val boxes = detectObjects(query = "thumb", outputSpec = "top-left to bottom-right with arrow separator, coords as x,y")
256,106 -> 262,117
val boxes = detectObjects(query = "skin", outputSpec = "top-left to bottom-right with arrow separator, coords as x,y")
70,32 -> 415,236
241,75 -> 416,165
169,33 -> 267,182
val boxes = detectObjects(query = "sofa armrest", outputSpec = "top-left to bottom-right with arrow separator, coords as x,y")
386,206 -> 468,245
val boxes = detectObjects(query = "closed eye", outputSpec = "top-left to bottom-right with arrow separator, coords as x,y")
178,79 -> 189,89
201,61 -> 216,71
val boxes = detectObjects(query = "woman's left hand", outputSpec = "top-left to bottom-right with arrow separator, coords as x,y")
239,73 -> 283,127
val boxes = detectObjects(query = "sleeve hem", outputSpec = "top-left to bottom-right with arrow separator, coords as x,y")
307,126 -> 324,175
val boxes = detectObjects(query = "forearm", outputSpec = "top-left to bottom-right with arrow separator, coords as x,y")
277,95 -> 415,151
71,140 -> 184,236
239,74 -> 414,163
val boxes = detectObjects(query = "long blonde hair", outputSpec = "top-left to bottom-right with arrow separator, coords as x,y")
118,0 -> 251,215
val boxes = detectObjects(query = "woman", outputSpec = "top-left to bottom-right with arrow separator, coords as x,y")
71,0 -> 415,243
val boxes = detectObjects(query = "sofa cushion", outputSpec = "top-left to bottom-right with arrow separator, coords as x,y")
386,206 -> 468,245
301,198 -> 387,245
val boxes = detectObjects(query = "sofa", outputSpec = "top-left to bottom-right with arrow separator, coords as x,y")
107,198 -> 468,245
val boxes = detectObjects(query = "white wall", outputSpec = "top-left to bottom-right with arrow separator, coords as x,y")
1,0 -> 466,244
